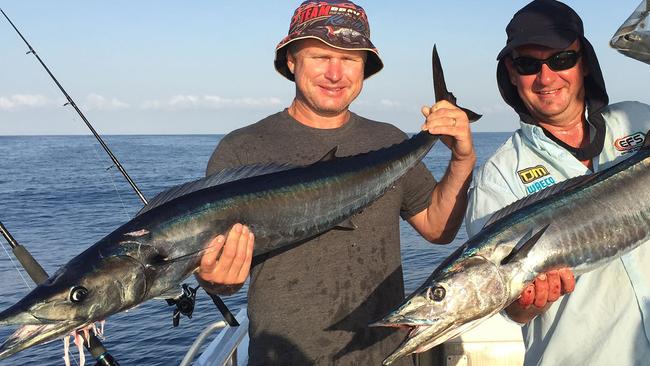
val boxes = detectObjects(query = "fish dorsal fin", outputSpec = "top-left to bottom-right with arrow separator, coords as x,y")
501,224 -> 550,265
483,173 -> 598,228
319,147 -> 338,162
136,162 -> 296,216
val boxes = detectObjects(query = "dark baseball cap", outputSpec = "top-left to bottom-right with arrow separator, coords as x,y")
497,0 -> 584,60
274,1 -> 383,81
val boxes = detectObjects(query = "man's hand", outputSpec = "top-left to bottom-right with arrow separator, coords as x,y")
408,100 -> 476,243
195,223 -> 254,295
506,268 -> 576,323
421,100 -> 475,163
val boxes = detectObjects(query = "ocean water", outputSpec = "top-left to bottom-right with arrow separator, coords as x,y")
0,133 -> 509,366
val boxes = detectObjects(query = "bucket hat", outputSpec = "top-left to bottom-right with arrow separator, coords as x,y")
274,1 -> 383,81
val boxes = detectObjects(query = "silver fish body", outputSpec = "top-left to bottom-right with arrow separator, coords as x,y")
376,142 -> 650,365
0,131 -> 439,359
611,0 -> 650,64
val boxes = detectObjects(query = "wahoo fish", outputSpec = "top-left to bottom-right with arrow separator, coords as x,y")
611,0 -> 650,64
375,135 -> 650,365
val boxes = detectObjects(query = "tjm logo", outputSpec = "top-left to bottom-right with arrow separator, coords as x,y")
518,165 -> 550,184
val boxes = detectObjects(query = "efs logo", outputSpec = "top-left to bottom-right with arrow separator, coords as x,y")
614,132 -> 645,153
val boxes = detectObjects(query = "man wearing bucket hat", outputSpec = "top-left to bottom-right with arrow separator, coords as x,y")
466,0 -> 650,364
196,1 -> 476,364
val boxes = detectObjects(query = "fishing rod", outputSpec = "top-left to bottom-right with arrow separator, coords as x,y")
0,7 -> 147,206
0,221 -> 119,366
0,3 -> 238,331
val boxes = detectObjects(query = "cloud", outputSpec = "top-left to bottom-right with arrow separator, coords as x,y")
0,94 -> 53,110
0,93 -> 130,111
380,99 -> 402,108
0,93 -> 283,112
141,95 -> 283,110
84,94 -> 130,111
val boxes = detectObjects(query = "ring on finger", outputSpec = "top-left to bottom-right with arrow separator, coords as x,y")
452,118 -> 457,127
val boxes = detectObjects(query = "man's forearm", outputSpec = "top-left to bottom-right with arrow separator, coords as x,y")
429,155 -> 476,242
411,154 -> 475,243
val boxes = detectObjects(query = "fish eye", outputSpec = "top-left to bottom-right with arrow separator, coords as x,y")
429,286 -> 446,302
69,286 -> 88,303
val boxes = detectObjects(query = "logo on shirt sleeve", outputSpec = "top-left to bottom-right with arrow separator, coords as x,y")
517,165 -> 556,194
614,132 -> 645,154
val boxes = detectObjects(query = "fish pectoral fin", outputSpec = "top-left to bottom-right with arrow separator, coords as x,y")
334,218 -> 357,231
501,224 -> 550,265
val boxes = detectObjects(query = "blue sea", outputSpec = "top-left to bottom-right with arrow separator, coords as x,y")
0,133 -> 509,366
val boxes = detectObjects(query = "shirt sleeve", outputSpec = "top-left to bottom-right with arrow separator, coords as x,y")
465,161 -> 520,237
205,134 -> 245,177
400,161 -> 436,220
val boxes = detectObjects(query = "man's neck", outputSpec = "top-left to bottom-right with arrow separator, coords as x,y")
538,116 -> 593,170
287,100 -> 350,129
538,118 -> 588,149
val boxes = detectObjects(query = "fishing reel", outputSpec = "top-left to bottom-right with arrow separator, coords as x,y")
166,283 -> 198,327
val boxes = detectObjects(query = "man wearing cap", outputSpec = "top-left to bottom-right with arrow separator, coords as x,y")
466,0 -> 650,364
195,1 -> 475,365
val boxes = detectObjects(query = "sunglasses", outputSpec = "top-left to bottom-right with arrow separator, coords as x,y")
511,50 -> 582,75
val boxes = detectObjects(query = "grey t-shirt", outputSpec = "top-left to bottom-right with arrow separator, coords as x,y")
207,110 -> 436,365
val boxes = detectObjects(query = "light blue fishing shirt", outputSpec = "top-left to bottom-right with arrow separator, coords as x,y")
466,101 -> 650,365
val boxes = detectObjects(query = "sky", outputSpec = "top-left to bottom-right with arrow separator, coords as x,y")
0,0 -> 648,135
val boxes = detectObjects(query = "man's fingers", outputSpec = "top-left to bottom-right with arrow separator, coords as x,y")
200,235 -> 225,270
546,270 -> 562,302
236,232 -> 254,283
559,268 -> 576,293
196,223 -> 254,289
212,223 -> 243,281
518,283 -> 535,308
533,273 -> 549,308
226,225 -> 250,279
432,100 -> 454,110
516,268 -> 575,313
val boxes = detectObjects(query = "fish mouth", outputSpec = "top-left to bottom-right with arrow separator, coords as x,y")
368,292 -> 444,364
0,301 -> 86,326
372,310 -> 455,366
377,322 -> 452,366
0,321 -> 86,360
0,307 -> 47,325
375,312 -> 496,365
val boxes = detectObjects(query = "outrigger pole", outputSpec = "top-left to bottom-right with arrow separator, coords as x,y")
0,221 -> 119,366
0,7 -> 147,206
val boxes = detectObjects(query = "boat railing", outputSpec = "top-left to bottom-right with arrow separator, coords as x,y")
182,308 -> 249,366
